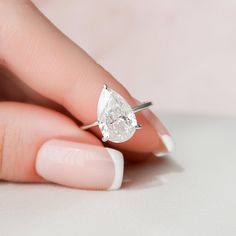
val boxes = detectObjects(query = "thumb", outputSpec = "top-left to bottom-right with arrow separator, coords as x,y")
0,102 -> 124,190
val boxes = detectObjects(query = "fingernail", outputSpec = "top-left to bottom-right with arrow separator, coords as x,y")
144,110 -> 174,157
133,98 -> 174,156
154,134 -> 174,157
36,139 -> 124,190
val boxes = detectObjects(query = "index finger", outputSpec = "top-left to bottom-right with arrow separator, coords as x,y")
0,0 -> 173,155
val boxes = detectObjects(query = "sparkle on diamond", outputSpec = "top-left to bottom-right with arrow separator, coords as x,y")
97,86 -> 137,143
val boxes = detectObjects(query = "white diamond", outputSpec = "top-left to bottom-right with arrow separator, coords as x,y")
97,85 -> 138,143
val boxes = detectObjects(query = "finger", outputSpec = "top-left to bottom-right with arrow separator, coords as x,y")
0,0 -> 173,155
0,102 -> 124,190
0,65 -> 82,127
0,67 -> 169,162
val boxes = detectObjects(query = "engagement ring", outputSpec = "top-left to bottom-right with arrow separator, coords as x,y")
81,84 -> 152,143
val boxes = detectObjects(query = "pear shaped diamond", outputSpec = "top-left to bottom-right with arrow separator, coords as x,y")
97,85 -> 138,143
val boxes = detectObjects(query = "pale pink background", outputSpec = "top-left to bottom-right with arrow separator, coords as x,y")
34,0 -> 236,117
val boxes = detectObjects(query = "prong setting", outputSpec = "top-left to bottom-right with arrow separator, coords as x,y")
81,84 -> 152,143
102,136 -> 109,142
103,84 -> 108,89
135,123 -> 142,129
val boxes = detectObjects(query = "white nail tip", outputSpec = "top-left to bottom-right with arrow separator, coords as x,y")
154,151 -> 169,157
161,135 -> 174,152
153,135 -> 174,157
105,148 -> 124,190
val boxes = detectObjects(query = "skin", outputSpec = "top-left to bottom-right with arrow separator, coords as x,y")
0,0 -> 166,184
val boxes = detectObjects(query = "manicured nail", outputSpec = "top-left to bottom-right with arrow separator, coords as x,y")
154,134 -> 174,157
144,109 -> 174,156
36,139 -> 124,190
135,98 -> 174,156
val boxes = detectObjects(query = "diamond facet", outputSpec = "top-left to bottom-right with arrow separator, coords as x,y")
97,85 -> 138,143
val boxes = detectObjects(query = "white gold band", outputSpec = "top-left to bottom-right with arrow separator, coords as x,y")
81,101 -> 152,130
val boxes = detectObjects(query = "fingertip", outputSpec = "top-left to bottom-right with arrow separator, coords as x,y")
106,147 -> 124,190
36,139 -> 124,190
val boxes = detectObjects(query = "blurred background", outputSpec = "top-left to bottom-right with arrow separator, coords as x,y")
1,2 -> 235,236
34,0 -> 236,117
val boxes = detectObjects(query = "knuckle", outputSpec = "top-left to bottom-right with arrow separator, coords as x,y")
0,103 -> 23,180
0,118 -> 24,181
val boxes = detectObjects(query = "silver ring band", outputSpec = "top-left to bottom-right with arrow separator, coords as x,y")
81,101 -> 152,130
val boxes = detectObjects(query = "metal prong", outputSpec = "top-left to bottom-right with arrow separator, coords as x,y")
102,137 -> 108,142
103,84 -> 108,89
135,123 -> 142,129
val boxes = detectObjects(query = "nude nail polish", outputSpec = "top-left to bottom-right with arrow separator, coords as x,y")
142,109 -> 174,157
36,140 -> 124,190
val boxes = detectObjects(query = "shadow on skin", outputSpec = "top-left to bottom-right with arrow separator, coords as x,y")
122,154 -> 184,190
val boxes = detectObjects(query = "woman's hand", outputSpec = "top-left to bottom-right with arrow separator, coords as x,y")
0,0 -> 173,190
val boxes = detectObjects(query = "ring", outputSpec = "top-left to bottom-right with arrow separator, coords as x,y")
81,84 -> 153,143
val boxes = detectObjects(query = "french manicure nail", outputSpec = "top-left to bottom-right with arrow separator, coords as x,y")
36,139 -> 124,190
140,106 -> 174,156
153,134 -> 174,157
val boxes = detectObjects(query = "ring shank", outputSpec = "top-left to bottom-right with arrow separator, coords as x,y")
132,101 -> 153,113
81,121 -> 98,130
81,101 -> 153,130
